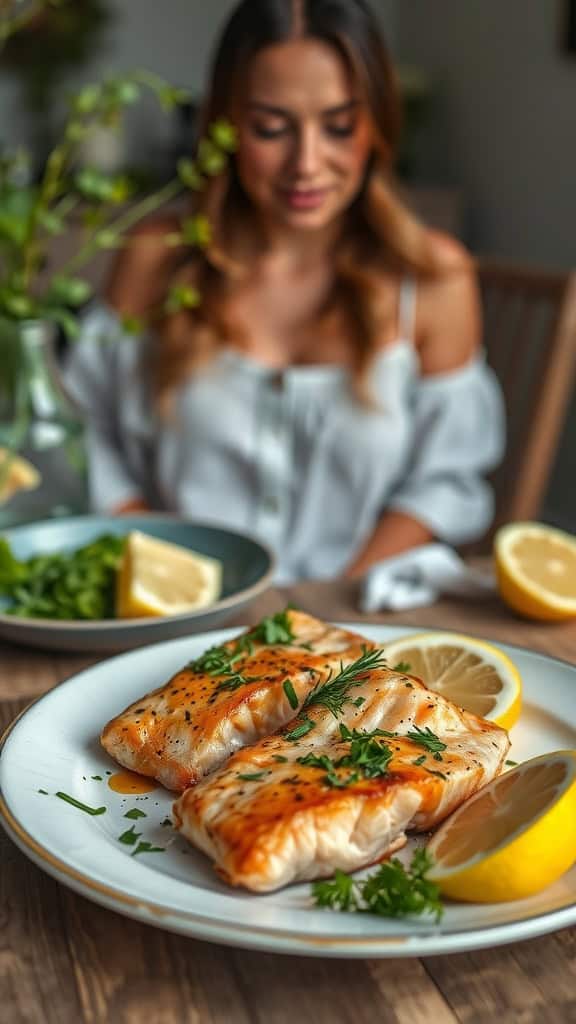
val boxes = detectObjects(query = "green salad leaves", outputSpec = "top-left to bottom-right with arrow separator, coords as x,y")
0,534 -> 125,619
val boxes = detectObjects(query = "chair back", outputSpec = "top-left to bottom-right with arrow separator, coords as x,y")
478,261 -> 576,541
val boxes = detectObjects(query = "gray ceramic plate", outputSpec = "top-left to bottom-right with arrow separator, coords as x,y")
0,515 -> 275,652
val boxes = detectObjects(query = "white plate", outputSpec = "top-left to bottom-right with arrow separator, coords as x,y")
1,624 -> 575,958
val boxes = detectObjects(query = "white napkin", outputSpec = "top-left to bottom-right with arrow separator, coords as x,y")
360,543 -> 496,613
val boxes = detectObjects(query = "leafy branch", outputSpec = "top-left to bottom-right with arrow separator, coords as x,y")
0,65 -> 235,334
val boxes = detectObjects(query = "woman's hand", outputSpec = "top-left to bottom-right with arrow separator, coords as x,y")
112,498 -> 152,515
345,510 -> 433,578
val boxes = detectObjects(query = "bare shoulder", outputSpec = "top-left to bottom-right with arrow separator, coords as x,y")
416,232 -> 481,376
105,215 -> 185,317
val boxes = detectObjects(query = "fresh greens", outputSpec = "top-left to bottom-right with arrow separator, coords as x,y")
0,534 -> 125,619
312,848 -> 443,922
124,808 -> 147,820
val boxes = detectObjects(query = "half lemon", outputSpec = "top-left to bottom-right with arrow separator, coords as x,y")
495,521 -> 576,621
383,631 -> 521,730
427,750 -> 576,902
116,530 -> 222,618
0,448 -> 40,505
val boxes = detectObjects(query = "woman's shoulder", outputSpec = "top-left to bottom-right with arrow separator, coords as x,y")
415,232 -> 481,374
105,214 -> 187,318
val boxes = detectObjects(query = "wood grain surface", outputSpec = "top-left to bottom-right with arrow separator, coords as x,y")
1,580 -> 575,1023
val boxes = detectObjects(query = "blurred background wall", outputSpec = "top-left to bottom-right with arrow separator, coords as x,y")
396,0 -> 576,269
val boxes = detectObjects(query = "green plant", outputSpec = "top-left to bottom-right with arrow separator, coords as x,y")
0,70 -> 235,336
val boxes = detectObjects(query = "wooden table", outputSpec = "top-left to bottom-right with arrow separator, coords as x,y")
2,580 -> 576,1024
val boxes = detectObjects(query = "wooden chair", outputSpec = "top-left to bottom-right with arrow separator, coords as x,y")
476,261 -> 576,546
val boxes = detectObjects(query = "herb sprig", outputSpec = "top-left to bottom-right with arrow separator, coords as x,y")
312,848 -> 443,922
406,726 -> 447,761
188,609 -> 298,693
302,647 -> 388,718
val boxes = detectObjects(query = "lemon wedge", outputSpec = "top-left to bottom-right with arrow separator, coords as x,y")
495,521 -> 576,622
116,530 -> 222,618
0,448 -> 41,505
426,750 -> 576,901
383,631 -> 522,730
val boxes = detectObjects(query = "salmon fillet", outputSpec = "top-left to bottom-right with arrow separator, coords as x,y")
101,610 -> 376,791
173,662 -> 510,891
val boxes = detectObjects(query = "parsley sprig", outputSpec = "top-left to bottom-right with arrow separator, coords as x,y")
312,848 -> 443,922
188,610 -> 297,692
406,726 -> 447,761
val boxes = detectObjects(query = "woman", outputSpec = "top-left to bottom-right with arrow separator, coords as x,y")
65,0 -> 504,582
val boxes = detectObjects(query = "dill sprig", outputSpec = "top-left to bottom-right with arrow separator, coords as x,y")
302,646 -> 388,718
312,848 -> 443,922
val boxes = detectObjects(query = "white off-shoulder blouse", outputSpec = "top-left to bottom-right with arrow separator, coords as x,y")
63,282 -> 505,582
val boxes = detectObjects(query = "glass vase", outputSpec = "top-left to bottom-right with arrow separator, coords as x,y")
0,318 -> 89,529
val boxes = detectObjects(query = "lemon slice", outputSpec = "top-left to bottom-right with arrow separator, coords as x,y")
495,521 -> 576,622
383,631 -> 521,730
116,530 -> 222,618
0,448 -> 41,505
426,750 -> 576,901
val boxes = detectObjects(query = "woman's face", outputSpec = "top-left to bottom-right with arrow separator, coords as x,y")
235,38 -> 373,235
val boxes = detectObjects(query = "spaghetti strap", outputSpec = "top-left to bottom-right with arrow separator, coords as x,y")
398,277 -> 417,344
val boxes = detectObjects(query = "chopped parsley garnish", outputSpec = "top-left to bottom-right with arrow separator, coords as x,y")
237,771 -> 267,781
505,759 -> 518,767
285,719 -> 316,742
37,789 -> 49,795
118,825 -> 141,845
427,768 -> 447,780
406,726 -> 447,761
55,792 -> 106,815
187,608 -> 298,693
393,661 -> 412,674
312,848 -> 443,922
283,679 -> 299,710
91,775 -> 103,781
131,841 -> 165,857
124,808 -> 147,819
297,725 -> 394,789
412,754 -> 427,767
302,647 -> 388,718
